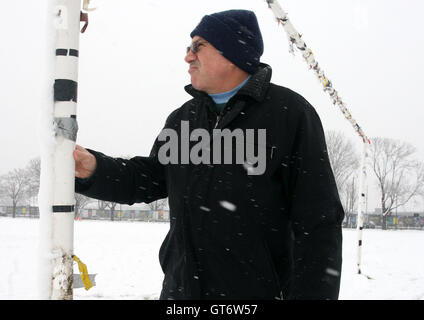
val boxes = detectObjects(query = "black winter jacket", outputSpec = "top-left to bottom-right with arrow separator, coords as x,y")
75,63 -> 344,300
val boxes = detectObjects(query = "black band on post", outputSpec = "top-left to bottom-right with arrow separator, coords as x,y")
69,49 -> 79,57
56,49 -> 79,57
54,79 -> 78,102
56,49 -> 68,56
52,205 -> 75,213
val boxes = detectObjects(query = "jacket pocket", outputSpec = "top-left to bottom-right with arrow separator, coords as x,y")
260,238 -> 283,299
237,236 -> 282,299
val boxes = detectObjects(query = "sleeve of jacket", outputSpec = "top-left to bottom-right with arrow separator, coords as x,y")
286,97 -> 345,300
74,123 -> 172,206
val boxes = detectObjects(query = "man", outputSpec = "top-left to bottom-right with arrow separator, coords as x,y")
74,9 -> 344,300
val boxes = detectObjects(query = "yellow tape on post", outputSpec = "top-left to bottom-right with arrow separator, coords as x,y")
72,255 -> 93,290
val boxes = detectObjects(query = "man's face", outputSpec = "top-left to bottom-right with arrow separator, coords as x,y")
184,36 -> 235,94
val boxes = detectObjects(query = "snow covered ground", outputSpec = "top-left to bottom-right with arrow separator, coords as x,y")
1,217 -> 423,300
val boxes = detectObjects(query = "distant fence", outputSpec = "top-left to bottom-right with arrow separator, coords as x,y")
343,213 -> 424,230
0,206 -> 39,218
2,206 -> 423,230
0,205 -> 170,222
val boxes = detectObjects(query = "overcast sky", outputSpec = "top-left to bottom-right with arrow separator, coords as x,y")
1,0 -> 423,210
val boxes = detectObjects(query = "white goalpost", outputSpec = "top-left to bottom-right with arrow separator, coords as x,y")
38,0 -> 94,300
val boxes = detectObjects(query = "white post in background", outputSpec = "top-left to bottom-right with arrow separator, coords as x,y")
50,0 -> 82,300
356,141 -> 369,275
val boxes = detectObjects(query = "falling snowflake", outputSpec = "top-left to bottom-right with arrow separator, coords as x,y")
325,268 -> 340,277
219,200 -> 237,212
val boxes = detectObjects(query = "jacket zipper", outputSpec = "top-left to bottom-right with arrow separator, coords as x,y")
214,104 -> 228,129
214,114 -> 221,129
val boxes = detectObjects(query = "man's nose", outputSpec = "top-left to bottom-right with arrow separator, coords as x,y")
184,49 -> 196,63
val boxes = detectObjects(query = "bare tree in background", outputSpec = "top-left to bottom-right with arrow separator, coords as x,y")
0,168 -> 30,218
343,176 -> 358,227
25,157 -> 40,205
75,193 -> 93,219
325,130 -> 360,220
148,198 -> 168,212
98,200 -> 118,221
369,137 -> 424,229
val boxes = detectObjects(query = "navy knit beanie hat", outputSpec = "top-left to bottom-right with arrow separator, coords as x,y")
190,9 -> 264,74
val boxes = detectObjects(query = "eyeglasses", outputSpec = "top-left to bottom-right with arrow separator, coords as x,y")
186,40 -> 206,54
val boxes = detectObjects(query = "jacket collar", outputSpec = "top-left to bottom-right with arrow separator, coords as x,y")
184,62 -> 272,103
